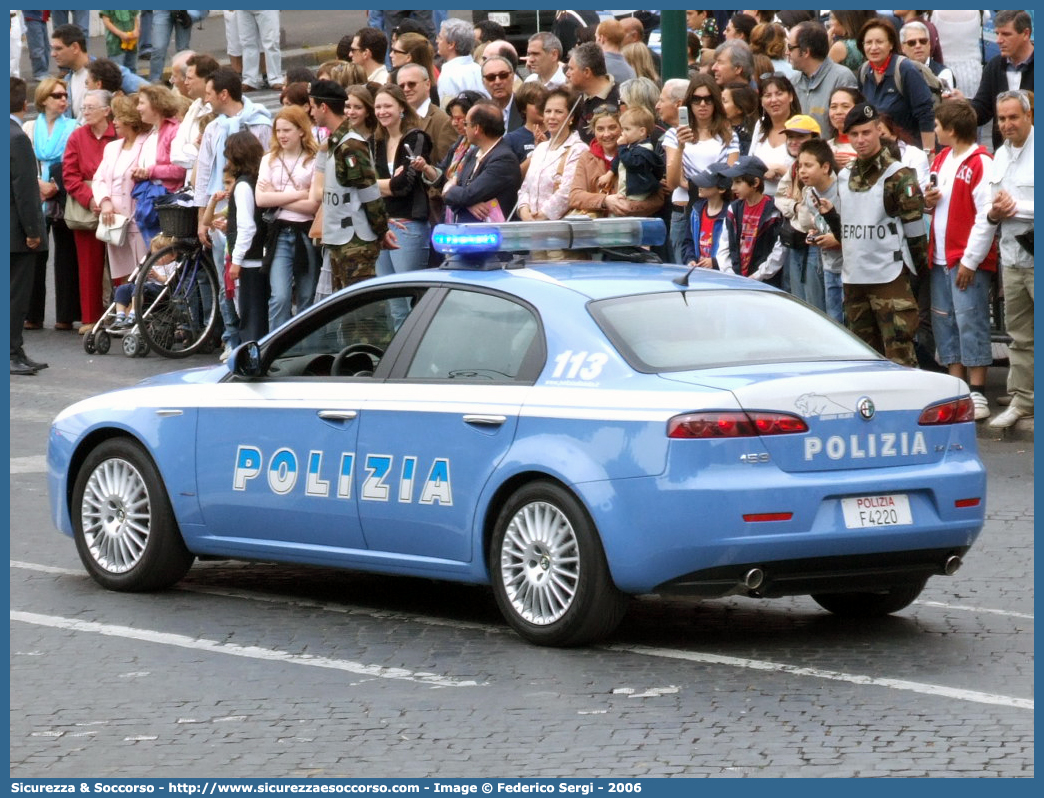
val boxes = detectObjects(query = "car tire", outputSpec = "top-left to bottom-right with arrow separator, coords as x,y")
811,581 -> 925,617
72,438 -> 194,592
490,481 -> 628,646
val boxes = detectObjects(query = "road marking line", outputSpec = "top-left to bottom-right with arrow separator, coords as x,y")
11,561 -> 80,575
915,600 -> 1034,620
607,645 -> 1034,711
10,455 -> 47,474
10,610 -> 484,689
11,559 -> 1035,621
10,560 -> 1033,708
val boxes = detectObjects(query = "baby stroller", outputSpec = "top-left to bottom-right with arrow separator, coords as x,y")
82,197 -> 221,358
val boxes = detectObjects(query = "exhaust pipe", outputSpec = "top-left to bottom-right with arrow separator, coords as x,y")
943,555 -> 962,576
743,567 -> 765,590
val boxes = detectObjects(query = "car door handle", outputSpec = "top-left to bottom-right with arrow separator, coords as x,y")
463,414 -> 507,427
317,410 -> 359,422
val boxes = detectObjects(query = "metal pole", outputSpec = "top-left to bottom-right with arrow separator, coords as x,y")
659,10 -> 688,81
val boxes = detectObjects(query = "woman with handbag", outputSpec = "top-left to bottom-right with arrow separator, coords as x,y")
131,84 -> 187,245
23,77 -> 78,331
62,89 -> 117,332
92,94 -> 150,303
255,105 -> 320,330
372,85 -> 434,278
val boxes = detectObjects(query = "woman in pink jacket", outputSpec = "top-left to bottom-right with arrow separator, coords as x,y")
92,94 -> 150,287
132,85 -> 188,192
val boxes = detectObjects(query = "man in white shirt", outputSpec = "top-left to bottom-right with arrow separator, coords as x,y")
350,26 -> 389,84
436,17 -> 487,108
525,32 -> 567,89
987,90 -> 1034,428
170,53 -> 218,173
50,23 -> 90,122
193,68 -> 273,243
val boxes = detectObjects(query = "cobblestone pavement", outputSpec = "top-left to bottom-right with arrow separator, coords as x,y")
10,328 -> 1033,779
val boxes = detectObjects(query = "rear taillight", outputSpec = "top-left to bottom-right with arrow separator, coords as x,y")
919,397 -> 975,425
667,411 -> 808,439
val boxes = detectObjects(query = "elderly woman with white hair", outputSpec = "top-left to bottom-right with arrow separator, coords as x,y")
62,88 -> 117,332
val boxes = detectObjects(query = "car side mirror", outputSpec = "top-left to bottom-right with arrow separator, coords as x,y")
230,341 -> 262,378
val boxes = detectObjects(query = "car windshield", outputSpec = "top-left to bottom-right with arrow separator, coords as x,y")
589,289 -> 881,373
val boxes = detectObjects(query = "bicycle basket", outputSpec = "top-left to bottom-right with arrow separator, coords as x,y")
157,204 -> 198,238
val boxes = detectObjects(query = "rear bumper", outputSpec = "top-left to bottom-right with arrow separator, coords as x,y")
654,546 -> 969,597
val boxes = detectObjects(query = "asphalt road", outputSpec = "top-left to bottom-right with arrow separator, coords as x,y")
9,321 -> 1034,778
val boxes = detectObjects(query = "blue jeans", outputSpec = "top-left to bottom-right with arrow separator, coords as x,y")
930,263 -> 993,367
268,227 -> 319,331
377,219 -> 429,326
50,9 -> 90,37
138,10 -> 153,53
786,245 -> 826,312
212,230 -> 240,348
24,16 -> 50,78
376,219 -> 430,277
669,208 -> 687,264
113,46 -> 137,70
824,270 -> 844,325
149,11 -> 192,84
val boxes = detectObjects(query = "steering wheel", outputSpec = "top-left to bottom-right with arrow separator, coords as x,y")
331,343 -> 385,377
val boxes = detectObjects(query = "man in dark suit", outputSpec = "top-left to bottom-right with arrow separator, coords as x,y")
481,55 -> 524,135
443,101 -> 523,223
10,78 -> 49,375
952,10 -> 1033,149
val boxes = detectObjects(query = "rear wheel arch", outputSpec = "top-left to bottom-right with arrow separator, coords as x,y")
482,471 -> 576,577
485,475 -> 629,646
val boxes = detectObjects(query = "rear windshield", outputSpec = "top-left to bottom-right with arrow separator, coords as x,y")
589,289 -> 880,373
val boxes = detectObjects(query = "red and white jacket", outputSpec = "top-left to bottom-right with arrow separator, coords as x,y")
927,144 -> 998,272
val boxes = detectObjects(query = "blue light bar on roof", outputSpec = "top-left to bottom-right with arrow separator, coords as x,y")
431,218 -> 667,256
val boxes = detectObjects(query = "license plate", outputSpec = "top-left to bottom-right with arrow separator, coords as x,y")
488,13 -> 510,26
841,494 -> 913,528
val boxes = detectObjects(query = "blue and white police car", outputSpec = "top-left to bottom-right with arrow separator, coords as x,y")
48,218 -> 986,647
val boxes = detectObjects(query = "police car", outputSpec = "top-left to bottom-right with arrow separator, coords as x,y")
48,218 -> 986,647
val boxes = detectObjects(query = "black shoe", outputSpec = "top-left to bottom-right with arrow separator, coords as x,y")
10,358 -> 37,376
138,49 -> 153,60
16,349 -> 48,371
172,10 -> 192,28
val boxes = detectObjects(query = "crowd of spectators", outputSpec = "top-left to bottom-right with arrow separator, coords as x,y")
8,10 -> 1035,430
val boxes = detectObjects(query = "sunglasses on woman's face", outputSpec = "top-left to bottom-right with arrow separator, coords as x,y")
691,94 -> 715,105
49,92 -> 68,99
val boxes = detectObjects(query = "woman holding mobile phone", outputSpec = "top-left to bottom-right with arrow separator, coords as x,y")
372,85 -> 434,276
665,75 -> 740,195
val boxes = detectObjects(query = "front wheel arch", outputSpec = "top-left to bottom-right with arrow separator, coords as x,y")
71,436 -> 194,591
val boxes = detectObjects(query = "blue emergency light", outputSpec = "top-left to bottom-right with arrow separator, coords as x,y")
431,217 -> 667,258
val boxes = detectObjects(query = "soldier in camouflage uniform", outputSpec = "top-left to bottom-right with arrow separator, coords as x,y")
308,80 -> 392,291
819,103 -> 926,368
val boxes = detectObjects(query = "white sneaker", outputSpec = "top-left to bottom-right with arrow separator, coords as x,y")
219,345 -> 232,363
988,404 -> 1032,429
970,391 -> 990,421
